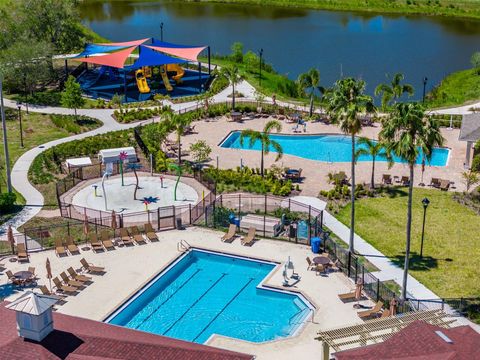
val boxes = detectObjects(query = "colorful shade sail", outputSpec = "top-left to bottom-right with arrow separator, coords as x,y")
74,46 -> 137,69
149,39 -> 207,62
127,46 -> 188,70
74,43 -> 131,58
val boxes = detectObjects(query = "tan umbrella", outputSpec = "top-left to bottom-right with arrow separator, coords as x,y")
83,210 -> 89,239
7,225 -> 15,254
111,210 -> 117,229
355,278 -> 363,300
46,258 -> 52,291
390,297 -> 398,316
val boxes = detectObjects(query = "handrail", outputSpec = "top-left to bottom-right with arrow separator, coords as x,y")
177,239 -> 191,252
288,307 -> 309,325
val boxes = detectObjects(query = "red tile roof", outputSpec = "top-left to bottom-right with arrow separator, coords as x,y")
333,320 -> 480,360
0,302 -> 254,360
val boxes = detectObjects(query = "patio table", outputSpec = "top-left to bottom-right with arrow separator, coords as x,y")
14,271 -> 33,280
312,256 -> 331,266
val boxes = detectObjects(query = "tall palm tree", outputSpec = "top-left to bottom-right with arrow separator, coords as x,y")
379,102 -> 444,301
374,73 -> 414,110
164,112 -> 192,165
325,78 -> 376,254
221,65 -> 242,110
239,120 -> 283,177
297,68 -> 324,117
355,137 -> 392,189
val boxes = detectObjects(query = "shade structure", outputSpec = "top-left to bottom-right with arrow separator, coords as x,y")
74,43 -> 132,58
97,38 -> 150,47
149,38 -> 207,62
127,45 -> 188,70
6,291 -> 58,315
75,46 -> 137,69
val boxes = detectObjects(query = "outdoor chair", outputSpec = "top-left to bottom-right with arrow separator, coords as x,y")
55,239 -> 67,257
241,227 -> 257,246
89,233 -> 104,252
65,236 -> 80,254
380,309 -> 391,318
100,230 -> 115,250
144,223 -> 159,242
27,267 -> 36,276
382,174 -> 392,185
5,270 -> 23,286
60,272 -> 84,288
80,258 -> 105,274
430,178 -> 441,188
358,301 -> 384,319
39,285 -> 66,300
129,226 -> 147,245
119,228 -> 134,246
400,176 -> 410,186
52,277 -> 77,294
16,243 -> 28,262
440,179 -> 450,191
221,224 -> 237,243
67,267 -> 92,283
338,291 -> 357,301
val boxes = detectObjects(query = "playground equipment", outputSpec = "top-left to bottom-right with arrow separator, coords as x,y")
168,163 -> 183,201
159,65 -> 173,92
166,64 -> 185,84
143,66 -> 152,78
135,69 -> 150,94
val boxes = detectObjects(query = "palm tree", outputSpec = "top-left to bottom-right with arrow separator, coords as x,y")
325,78 -> 376,254
355,137 -> 392,189
239,120 -> 283,177
164,112 -> 192,165
379,102 -> 444,301
297,68 -> 324,117
374,73 -> 414,110
221,65 -> 242,110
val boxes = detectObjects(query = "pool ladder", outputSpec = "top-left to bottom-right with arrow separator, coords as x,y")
177,239 -> 191,253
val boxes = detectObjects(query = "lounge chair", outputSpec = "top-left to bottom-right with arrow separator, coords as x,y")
440,179 -> 450,191
52,277 -> 77,294
221,224 -> 237,243
16,243 -> 28,262
380,309 -> 391,318
129,226 -> 146,245
39,285 -> 66,300
80,258 -> 105,273
382,174 -> 392,185
60,271 -> 83,288
65,236 -> 80,254
430,178 -> 441,188
28,267 -> 36,276
144,223 -> 159,242
119,228 -> 134,246
306,257 -> 315,270
55,239 -> 67,257
89,233 -> 104,252
100,230 -> 115,250
67,267 -> 92,282
400,176 -> 410,186
338,291 -> 357,301
241,227 -> 256,246
358,301 -> 383,319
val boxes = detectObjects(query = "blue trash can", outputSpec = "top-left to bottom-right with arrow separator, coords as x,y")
311,237 -> 321,254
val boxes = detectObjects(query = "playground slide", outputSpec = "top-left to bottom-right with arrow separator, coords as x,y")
135,69 -> 150,94
160,65 -> 173,92
143,66 -> 152,78
166,64 -> 185,84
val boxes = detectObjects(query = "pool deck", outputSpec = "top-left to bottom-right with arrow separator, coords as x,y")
1,227 -> 375,360
178,116 -> 467,194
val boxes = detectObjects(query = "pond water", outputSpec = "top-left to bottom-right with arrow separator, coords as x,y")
80,1 -> 480,99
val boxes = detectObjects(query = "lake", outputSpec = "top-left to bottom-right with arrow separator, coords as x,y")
79,0 -> 480,99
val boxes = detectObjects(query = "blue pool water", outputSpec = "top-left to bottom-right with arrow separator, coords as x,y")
106,250 -> 312,343
221,132 -> 450,167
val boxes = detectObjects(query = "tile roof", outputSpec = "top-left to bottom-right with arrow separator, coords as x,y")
333,320 -> 480,360
459,113 -> 480,142
0,302 -> 254,360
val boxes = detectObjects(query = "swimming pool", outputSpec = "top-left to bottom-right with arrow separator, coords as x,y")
220,132 -> 450,167
106,249 -> 313,343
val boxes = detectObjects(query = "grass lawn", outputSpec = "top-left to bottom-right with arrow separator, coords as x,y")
336,187 -> 480,298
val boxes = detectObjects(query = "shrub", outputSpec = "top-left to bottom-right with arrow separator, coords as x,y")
0,192 -> 17,212
190,140 -> 212,163
50,114 -> 99,134
472,155 -> 480,172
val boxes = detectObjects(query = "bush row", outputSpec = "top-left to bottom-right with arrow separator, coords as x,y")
50,114 -> 100,134
113,106 -> 171,123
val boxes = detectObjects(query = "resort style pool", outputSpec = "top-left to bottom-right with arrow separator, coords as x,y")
106,249 -> 313,343
221,132 -> 450,166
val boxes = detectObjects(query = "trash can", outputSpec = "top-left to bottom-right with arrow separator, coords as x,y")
176,218 -> 183,230
311,237 -> 321,254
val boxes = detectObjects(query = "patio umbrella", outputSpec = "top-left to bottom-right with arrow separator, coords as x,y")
355,278 -> 363,300
111,210 -> 117,229
7,225 -> 14,254
46,258 -> 52,291
390,297 -> 398,316
83,210 -> 89,239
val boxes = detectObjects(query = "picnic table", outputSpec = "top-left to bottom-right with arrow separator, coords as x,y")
313,256 -> 331,265
231,111 -> 242,122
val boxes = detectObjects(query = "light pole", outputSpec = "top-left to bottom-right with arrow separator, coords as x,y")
160,22 -> 164,42
420,197 -> 430,258
259,48 -> 263,87
1,75 -> 12,193
17,105 -> 24,148
422,77 -> 428,103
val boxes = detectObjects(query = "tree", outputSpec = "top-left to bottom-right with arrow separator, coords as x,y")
230,42 -> 244,63
374,73 -> 414,110
189,140 -> 212,164
239,120 -> 283,177
354,137 -> 392,189
221,65 -> 242,110
244,50 -> 260,73
471,52 -> 480,73
61,75 -> 85,118
379,102 -> 444,301
325,78 -> 376,254
164,112 -> 192,165
111,93 -> 124,114
462,170 -> 480,192
297,68 -> 324,117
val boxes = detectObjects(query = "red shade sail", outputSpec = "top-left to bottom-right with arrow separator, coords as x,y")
145,45 -> 207,62
74,46 -> 136,69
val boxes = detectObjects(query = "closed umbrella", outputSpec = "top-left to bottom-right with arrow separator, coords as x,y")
111,210 -> 117,229
7,225 -> 14,254
390,297 -> 398,316
83,211 -> 89,240
46,258 -> 52,291
354,278 -> 364,308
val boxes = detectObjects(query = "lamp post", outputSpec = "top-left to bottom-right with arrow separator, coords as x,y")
17,105 -> 24,148
422,77 -> 428,103
160,22 -> 164,42
259,48 -> 263,87
420,197 -> 430,258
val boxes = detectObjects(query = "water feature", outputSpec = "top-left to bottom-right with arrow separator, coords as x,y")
80,1 -> 480,99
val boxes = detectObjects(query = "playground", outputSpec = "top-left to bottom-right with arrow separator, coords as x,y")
69,38 -> 212,102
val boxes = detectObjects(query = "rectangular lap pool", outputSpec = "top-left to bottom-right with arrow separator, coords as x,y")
106,249 -> 313,343
220,132 -> 450,167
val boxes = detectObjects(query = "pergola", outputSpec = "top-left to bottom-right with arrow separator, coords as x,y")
460,113 -> 480,168
316,310 -> 457,360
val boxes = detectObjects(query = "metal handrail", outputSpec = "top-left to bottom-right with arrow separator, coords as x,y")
177,239 -> 191,252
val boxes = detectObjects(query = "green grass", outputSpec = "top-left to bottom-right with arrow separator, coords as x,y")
426,68 -> 480,109
182,0 -> 480,19
336,187 -> 480,298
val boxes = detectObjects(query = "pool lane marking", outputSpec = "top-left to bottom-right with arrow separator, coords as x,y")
191,277 -> 254,343
134,268 -> 202,329
162,273 -> 227,336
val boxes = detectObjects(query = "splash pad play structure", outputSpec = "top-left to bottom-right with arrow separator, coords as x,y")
68,38 -> 212,102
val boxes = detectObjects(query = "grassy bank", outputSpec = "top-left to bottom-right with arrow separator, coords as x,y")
336,187 -> 480,298
179,0 -> 480,20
